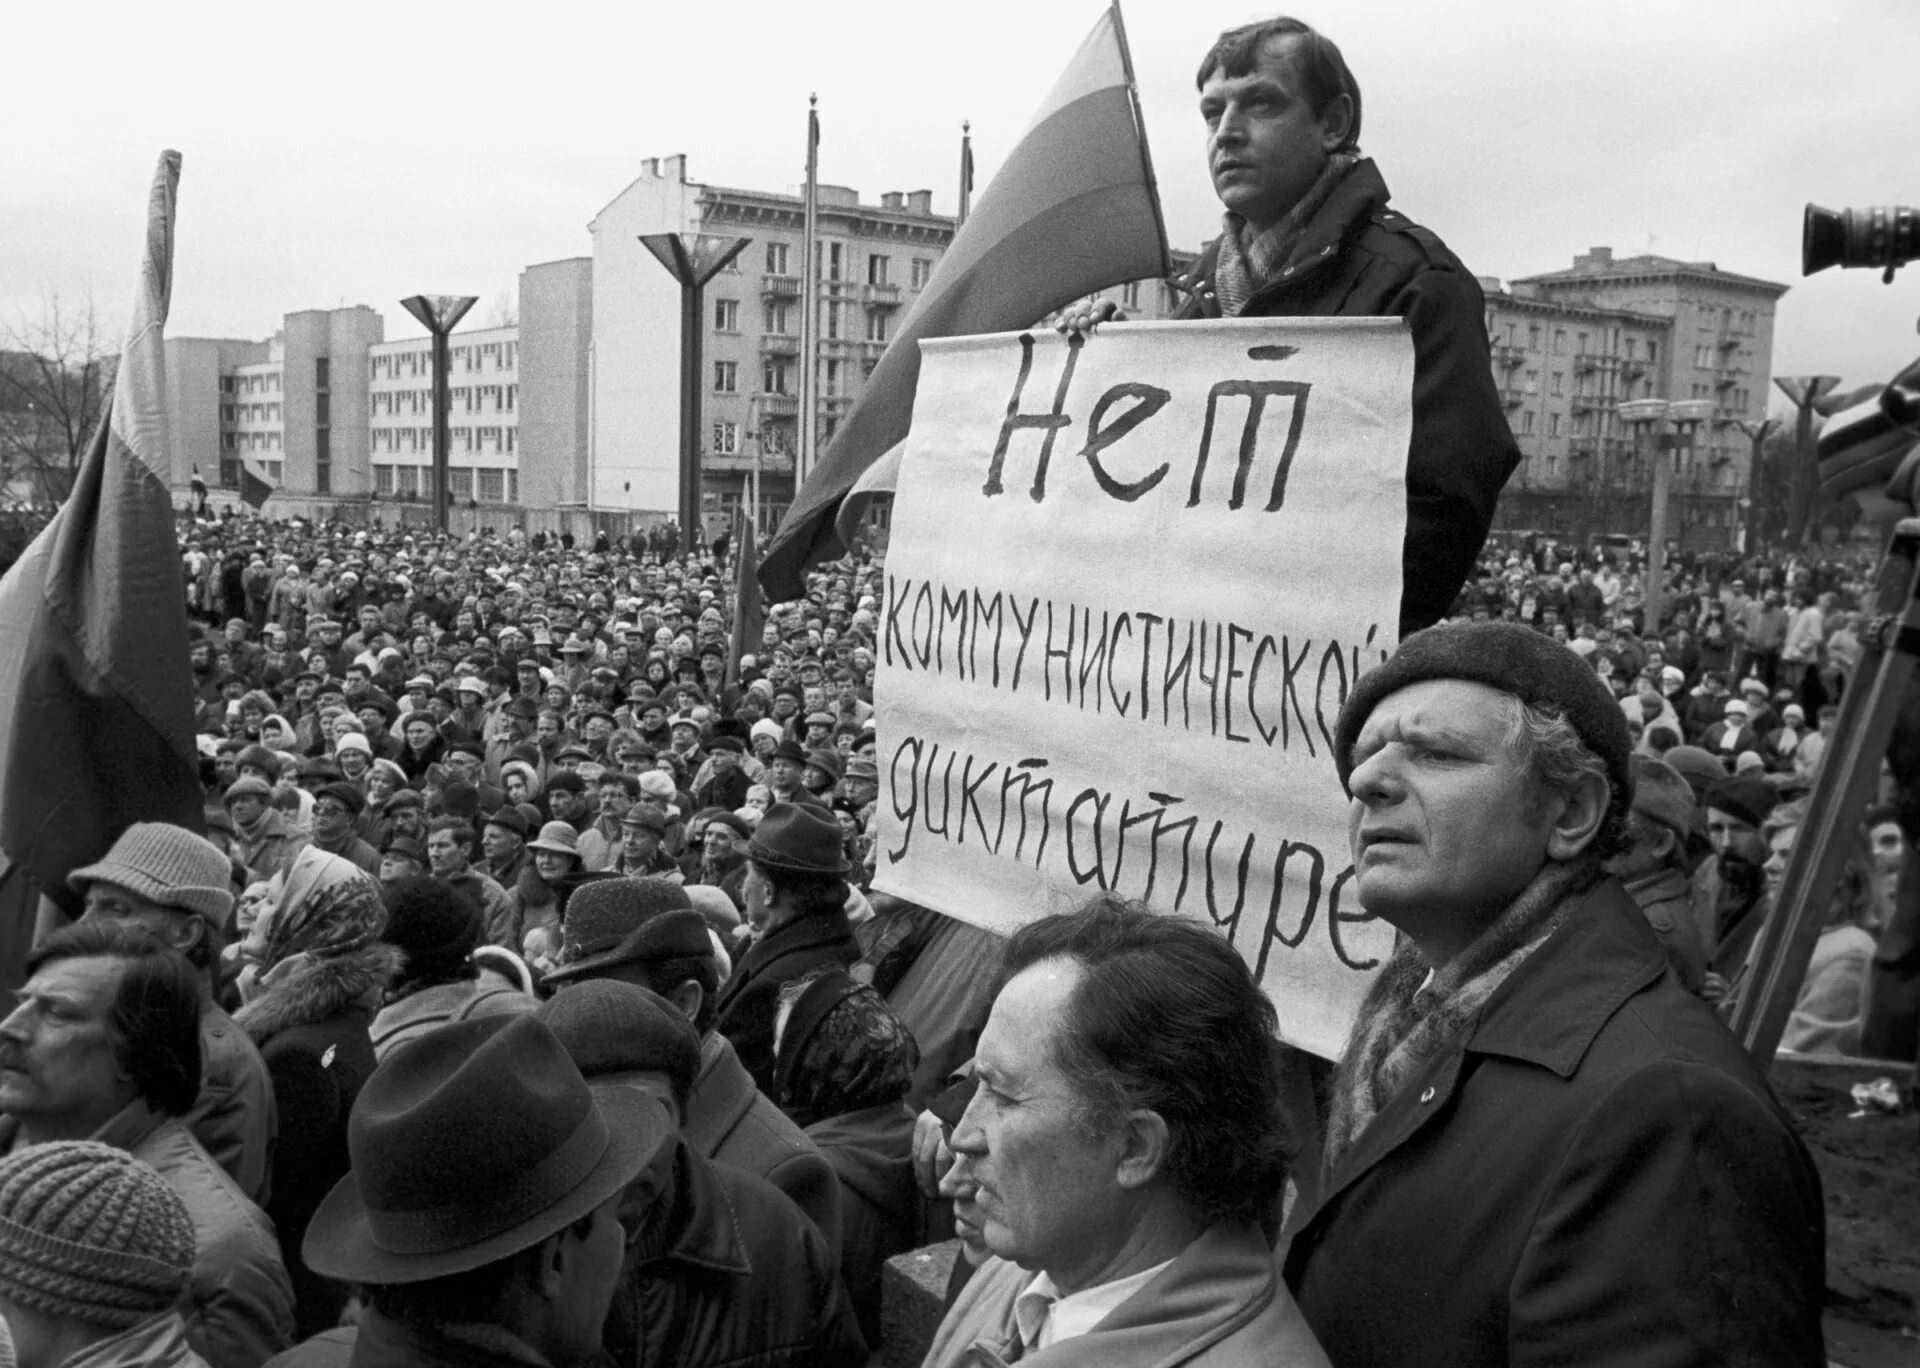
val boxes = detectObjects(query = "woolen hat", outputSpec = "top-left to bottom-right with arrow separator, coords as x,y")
484,806 -> 530,839
68,823 -> 236,928
315,783 -> 365,817
540,879 -> 711,985
0,1141 -> 195,1330
384,787 -> 423,812
334,732 -> 373,758
381,879 -> 482,978
1333,621 -> 1633,825
748,802 -> 852,876
303,1015 -> 663,1284
537,980 -> 702,1092
1706,775 -> 1778,828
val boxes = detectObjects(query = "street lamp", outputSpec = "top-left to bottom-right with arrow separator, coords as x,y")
1735,416 -> 1781,553
1773,375 -> 1840,549
399,294 -> 478,533
640,233 -> 753,555
1620,398 -> 1715,633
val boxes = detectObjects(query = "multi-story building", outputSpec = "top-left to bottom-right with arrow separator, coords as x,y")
368,325 -> 520,506
1491,247 -> 1788,549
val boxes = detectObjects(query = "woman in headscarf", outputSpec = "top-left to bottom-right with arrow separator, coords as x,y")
234,847 -> 400,1337
771,968 -> 921,1345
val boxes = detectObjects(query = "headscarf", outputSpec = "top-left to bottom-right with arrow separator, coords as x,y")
773,970 -> 918,1128
252,847 -> 385,970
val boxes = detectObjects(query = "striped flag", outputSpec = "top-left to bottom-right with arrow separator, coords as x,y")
759,1 -> 1169,598
729,517 -> 765,686
0,151 -> 204,949
239,455 -> 278,509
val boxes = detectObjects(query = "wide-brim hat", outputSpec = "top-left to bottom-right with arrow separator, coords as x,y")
747,802 -> 851,877
541,880 -> 709,985
526,821 -> 580,857
303,1015 -> 666,1284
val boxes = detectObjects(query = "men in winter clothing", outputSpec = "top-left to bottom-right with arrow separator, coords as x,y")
1288,620 -> 1825,1366
424,817 -> 516,950
224,776 -> 309,882
1607,756 -> 1709,992
306,783 -> 380,876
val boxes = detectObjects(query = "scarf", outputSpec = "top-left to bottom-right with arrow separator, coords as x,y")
1322,857 -> 1604,1175
254,845 -> 386,969
1212,151 -> 1360,316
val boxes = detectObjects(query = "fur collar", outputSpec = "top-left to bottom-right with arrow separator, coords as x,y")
1323,858 -> 1603,1175
235,942 -> 404,1043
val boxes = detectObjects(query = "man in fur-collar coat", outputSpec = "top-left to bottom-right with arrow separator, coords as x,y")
1282,621 -> 1826,1367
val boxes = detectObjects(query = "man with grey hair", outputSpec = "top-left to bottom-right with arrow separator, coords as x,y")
1284,620 -> 1825,1366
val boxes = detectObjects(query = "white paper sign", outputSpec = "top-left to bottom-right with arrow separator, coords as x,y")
873,319 -> 1412,1059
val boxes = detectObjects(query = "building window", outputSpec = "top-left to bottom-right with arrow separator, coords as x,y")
505,384 -> 516,411
764,303 -> 792,334
1550,372 -> 1564,396
825,302 -> 842,341
866,311 -> 889,344
714,299 -> 739,331
712,422 -> 739,455
1553,330 -> 1567,355
911,258 -> 932,289
826,242 -> 843,281
867,254 -> 890,286
766,242 -> 789,274
764,360 -> 790,394
397,466 -> 419,497
1521,411 -> 1535,435
508,469 -> 518,503
1548,413 -> 1561,436
1647,342 -> 1657,366
824,359 -> 842,397
450,468 -> 474,500
714,360 -> 738,393
478,469 -> 504,502
1122,281 -> 1142,310
374,465 -> 395,495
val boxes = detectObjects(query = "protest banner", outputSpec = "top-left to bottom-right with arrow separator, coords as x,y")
872,318 -> 1412,1058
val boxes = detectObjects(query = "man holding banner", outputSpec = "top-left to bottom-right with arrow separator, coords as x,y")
1070,16 -> 1517,638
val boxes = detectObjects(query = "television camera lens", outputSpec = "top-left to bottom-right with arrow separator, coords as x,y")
1804,203 -> 1920,278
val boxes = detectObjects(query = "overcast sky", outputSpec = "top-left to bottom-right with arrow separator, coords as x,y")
8,0 -> 1917,409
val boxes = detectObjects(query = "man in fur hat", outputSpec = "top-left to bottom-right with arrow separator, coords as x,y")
1283,620 -> 1825,1367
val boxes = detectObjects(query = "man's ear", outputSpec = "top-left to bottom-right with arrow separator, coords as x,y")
1114,1109 -> 1173,1191
1546,772 -> 1612,862
1317,92 -> 1356,154
665,978 -> 704,1026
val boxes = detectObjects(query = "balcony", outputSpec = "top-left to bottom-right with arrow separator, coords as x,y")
759,334 -> 799,358
1713,369 -> 1737,389
1490,343 -> 1524,368
704,449 -> 795,474
1571,393 -> 1610,414
761,275 -> 800,300
862,282 -> 902,308
1575,353 -> 1618,373
758,392 -> 797,417
1569,437 -> 1598,458
1502,387 -> 1525,410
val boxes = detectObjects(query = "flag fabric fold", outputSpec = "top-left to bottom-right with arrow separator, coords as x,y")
729,519 -> 766,684
758,1 -> 1169,598
239,455 -> 278,509
0,150 -> 204,932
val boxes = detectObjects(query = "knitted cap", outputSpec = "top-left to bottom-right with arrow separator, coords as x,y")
0,1141 -> 194,1330
68,823 -> 235,928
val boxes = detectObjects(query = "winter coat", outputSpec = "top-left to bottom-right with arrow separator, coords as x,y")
1173,158 -> 1519,638
269,1311 -> 558,1368
686,1032 -> 843,1261
183,1002 -> 277,1208
236,942 -> 401,1338
1780,924 -> 1875,1056
369,973 -> 539,1060
47,1100 -> 297,1368
235,810 -> 310,883
310,829 -> 381,878
806,1102 -> 918,1346
924,1221 -> 1328,1368
1619,864 -> 1709,993
714,908 -> 860,1095
1281,879 -> 1827,1368
606,1136 -> 867,1368
56,1311 -> 209,1368
442,867 -> 518,951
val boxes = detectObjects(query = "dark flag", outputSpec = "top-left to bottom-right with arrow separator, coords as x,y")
729,518 -> 765,686
239,455 -> 278,510
759,1 -> 1169,598
0,150 -> 204,970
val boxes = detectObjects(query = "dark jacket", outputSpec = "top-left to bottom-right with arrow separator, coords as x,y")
1281,879 -> 1826,1368
713,908 -> 859,1094
1174,159 -> 1519,637
185,1001 -> 278,1207
805,1102 -> 918,1347
685,1032 -> 843,1262
606,1136 -> 867,1368
236,942 -> 402,1338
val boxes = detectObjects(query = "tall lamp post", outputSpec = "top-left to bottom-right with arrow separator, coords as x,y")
1735,416 -> 1781,553
640,233 -> 753,555
399,294 -> 478,533
1620,398 -> 1715,634
1773,375 -> 1840,549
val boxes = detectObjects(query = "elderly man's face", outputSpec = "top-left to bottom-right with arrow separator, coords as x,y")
1346,680 -> 1566,947
950,957 -> 1134,1286
0,955 -> 136,1131
79,882 -> 201,960
390,805 -> 425,840
622,823 -> 660,863
1200,35 -> 1349,235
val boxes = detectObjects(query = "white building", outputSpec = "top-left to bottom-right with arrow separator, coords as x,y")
368,326 -> 520,505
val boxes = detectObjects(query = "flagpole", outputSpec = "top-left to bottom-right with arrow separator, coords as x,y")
799,94 -> 820,489
1107,0 -> 1172,280
957,121 -> 973,229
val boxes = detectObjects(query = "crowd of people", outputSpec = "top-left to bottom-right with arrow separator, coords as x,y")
0,12 -> 1904,1368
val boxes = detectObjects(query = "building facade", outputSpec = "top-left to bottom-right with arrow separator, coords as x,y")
1490,247 -> 1787,549
368,325 -> 520,506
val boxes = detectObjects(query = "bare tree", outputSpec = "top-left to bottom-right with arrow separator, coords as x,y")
0,295 -> 116,507
486,288 -> 518,329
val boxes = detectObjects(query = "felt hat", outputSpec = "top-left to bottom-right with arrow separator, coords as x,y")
526,821 -> 580,857
381,834 -> 427,863
621,803 -> 668,834
1661,745 -> 1726,802
747,802 -> 851,877
484,806 -> 530,839
314,782 -> 365,817
303,1015 -> 665,1283
1627,756 -> 1697,840
537,980 -> 701,1093
540,879 -> 712,985
222,775 -> 273,804
804,749 -> 843,785
770,738 -> 809,766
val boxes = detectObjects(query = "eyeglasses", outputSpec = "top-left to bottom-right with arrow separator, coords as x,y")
313,801 -> 352,818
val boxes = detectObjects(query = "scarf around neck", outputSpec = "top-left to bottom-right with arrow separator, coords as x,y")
1322,857 -> 1604,1175
1212,151 -> 1361,316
